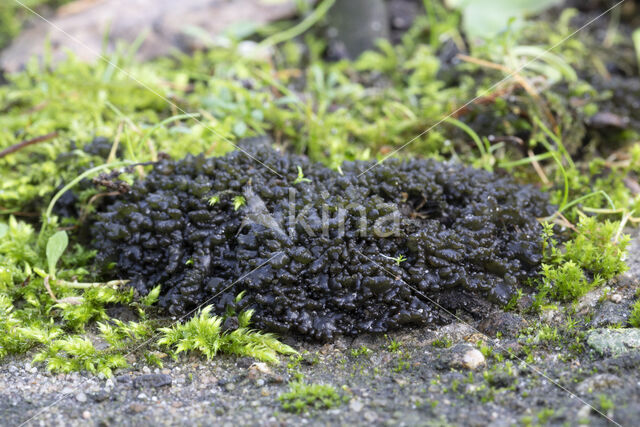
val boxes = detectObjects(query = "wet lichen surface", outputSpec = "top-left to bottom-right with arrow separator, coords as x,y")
92,145 -> 552,340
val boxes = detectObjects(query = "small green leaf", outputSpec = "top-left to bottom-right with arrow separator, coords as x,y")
233,121 -> 248,137
46,230 -> 68,278
233,195 -> 246,210
0,223 -> 8,239
142,285 -> 161,306
293,166 -> 312,184
451,0 -> 561,41
633,28 -> 640,72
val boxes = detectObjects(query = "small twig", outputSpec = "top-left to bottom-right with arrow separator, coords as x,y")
451,83 -> 518,118
0,208 -> 40,217
457,54 -> 540,98
541,211 -> 578,232
43,276 -> 58,301
528,149 -> 550,185
0,132 -> 58,159
43,277 -> 85,305
78,190 -> 122,223
624,177 -> 640,196
107,121 -> 124,164
53,278 -> 130,289
556,213 -> 578,232
613,210 -> 634,245
456,54 -> 558,130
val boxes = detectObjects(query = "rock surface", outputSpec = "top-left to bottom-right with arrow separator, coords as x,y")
576,374 -> 623,394
590,301 -> 630,328
477,312 -> 526,338
587,328 -> 640,356
1,0 -> 306,72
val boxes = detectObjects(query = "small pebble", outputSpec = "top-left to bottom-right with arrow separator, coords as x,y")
350,399 -> 364,412
462,349 -> 486,370
127,403 -> 146,414
82,411 -> 91,419
364,411 -> 378,422
75,392 -> 87,403
577,404 -> 592,419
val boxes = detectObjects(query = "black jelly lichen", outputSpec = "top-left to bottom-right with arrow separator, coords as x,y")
91,145 -> 553,340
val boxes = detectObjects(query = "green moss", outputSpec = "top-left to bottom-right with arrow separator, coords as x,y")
540,217 -> 629,301
629,300 -> 640,328
432,337 -> 453,349
541,261 -> 590,301
278,380 -> 348,413
158,305 -> 296,363
350,345 -> 372,358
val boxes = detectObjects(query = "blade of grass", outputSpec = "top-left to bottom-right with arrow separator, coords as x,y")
40,160 -> 137,241
444,117 -> 487,157
556,190 -> 616,215
498,151 -> 555,168
258,0 -> 336,49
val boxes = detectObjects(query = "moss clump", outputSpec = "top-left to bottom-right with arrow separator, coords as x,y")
158,303 -> 297,363
92,144 -> 552,340
540,217 -> 630,301
629,300 -> 640,328
278,380 -> 348,413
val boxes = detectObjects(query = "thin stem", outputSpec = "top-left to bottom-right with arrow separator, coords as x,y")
39,160 -> 136,242
53,278 -> 130,289
0,132 -> 58,159
258,0 -> 336,49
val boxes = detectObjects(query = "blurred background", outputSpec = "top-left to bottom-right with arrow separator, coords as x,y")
2,0 -> 639,70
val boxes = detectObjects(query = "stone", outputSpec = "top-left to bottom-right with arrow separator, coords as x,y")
75,392 -> 87,403
590,301 -> 629,328
326,0 -> 390,59
576,374 -> 623,394
133,374 -> 172,389
363,410 -> 378,422
477,312 -> 526,338
127,403 -> 146,414
91,390 -> 110,403
447,344 -> 486,370
577,404 -> 592,420
247,362 -> 272,381
603,351 -> 640,371
462,349 -> 486,370
438,323 -> 477,343
587,328 -> 640,356
349,399 -> 364,413
0,0 -> 305,72
235,357 -> 253,369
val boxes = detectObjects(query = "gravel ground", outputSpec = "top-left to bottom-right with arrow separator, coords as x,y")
3,231 -> 640,427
